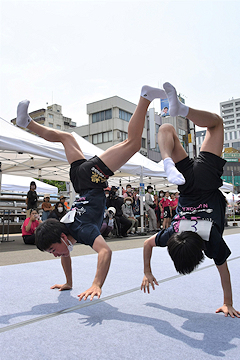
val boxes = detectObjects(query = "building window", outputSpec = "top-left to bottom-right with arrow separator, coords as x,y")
224,120 -> 234,125
97,133 -> 102,143
93,131 -> 113,144
92,109 -> 112,123
49,123 -> 53,128
142,138 -> 146,148
49,114 -> 53,118
225,126 -> 235,131
103,131 -> 112,142
83,136 -> 89,141
105,109 -> 112,120
232,141 -> 240,149
119,109 -> 132,122
56,125 -> 61,130
118,131 -> 128,140
178,128 -> 187,149
93,134 -> 98,144
224,143 -> 229,148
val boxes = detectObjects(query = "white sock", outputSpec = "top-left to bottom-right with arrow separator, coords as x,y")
163,157 -> 185,185
16,100 -> 32,128
141,85 -> 167,102
163,82 -> 189,117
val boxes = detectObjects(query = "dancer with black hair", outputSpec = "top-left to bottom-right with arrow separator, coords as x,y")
16,85 -> 167,301
141,82 -> 239,318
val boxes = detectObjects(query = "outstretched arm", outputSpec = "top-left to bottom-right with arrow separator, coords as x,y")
51,255 -> 73,291
141,235 -> 158,293
78,235 -> 112,301
215,261 -> 240,318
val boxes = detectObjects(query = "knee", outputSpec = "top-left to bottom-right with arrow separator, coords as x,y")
158,123 -> 176,135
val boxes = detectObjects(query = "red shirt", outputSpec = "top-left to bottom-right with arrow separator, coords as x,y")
160,198 -> 171,209
171,198 -> 178,210
22,217 -> 40,236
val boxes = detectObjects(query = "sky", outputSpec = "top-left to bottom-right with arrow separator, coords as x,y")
1,0 -> 240,128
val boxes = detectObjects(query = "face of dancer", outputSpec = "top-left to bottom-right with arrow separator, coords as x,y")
47,234 -> 70,257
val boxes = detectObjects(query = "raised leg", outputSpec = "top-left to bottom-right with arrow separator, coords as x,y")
99,86 -> 167,172
16,101 -> 85,164
163,82 -> 224,157
159,82 -> 224,185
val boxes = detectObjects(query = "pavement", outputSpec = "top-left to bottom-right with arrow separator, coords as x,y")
0,224 -> 239,360
1,223 -> 240,266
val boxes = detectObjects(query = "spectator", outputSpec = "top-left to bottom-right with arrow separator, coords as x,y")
145,185 -> 158,232
159,191 -> 172,229
106,187 -> 131,237
154,193 -> 161,228
170,193 -> 178,218
122,197 -> 138,234
48,201 -> 67,221
104,188 -> 111,199
123,184 -> 133,198
26,181 -> 38,218
132,190 -> 141,224
22,209 -> 41,245
59,195 -> 70,211
100,207 -> 116,238
41,194 -> 52,221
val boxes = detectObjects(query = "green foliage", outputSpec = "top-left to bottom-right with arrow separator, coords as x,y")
36,178 -> 66,192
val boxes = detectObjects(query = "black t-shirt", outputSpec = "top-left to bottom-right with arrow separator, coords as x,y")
106,196 -> 124,217
27,190 -> 38,210
155,189 -> 231,265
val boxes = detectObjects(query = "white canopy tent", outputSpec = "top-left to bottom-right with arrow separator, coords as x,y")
0,117 -> 168,231
1,174 -> 58,195
0,117 -> 233,192
0,117 -> 167,181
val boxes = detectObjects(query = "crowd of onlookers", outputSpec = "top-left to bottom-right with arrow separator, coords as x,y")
22,180 -> 179,245
101,183 -> 179,238
22,181 -> 70,245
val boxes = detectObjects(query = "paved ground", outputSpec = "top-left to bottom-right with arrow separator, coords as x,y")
0,228 -> 239,360
1,223 -> 240,266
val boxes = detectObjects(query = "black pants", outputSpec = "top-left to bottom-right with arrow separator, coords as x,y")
22,234 -> 35,245
115,216 -> 132,236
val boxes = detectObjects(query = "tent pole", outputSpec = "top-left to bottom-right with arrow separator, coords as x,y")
0,162 -> 2,196
140,166 -> 144,233
69,182 -> 76,208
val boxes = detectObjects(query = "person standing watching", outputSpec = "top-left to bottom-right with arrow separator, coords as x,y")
26,181 -> 38,218
145,185 -> 158,232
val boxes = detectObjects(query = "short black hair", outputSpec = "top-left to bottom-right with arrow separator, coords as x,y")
30,208 -> 38,214
167,231 -> 205,275
147,185 -> 153,191
35,218 -> 69,252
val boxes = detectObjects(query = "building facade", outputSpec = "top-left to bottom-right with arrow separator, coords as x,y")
70,96 -> 196,163
222,148 -> 240,193
220,97 -> 240,151
11,104 -> 76,132
69,96 -> 148,156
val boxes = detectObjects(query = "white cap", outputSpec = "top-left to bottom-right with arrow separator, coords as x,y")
108,207 -> 116,215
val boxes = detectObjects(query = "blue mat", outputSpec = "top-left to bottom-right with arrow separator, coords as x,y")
0,234 -> 239,359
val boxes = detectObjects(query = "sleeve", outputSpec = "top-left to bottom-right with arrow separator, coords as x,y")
122,204 -> 127,217
145,193 -> 153,205
155,226 -> 175,247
